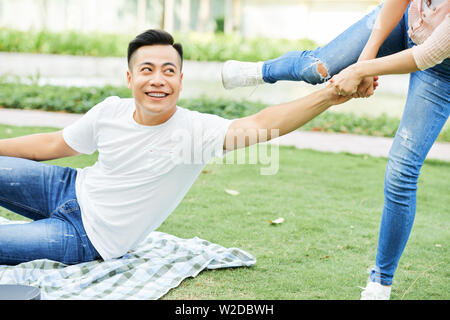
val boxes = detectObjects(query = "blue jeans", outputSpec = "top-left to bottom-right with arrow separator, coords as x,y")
263,4 -> 450,285
0,156 -> 100,265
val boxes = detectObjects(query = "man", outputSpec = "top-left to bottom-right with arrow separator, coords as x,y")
0,29 -> 369,265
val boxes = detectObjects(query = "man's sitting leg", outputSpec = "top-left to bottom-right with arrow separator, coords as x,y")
0,156 -> 100,265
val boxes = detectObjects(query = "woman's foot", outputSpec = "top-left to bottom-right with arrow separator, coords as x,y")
221,60 -> 264,89
360,281 -> 392,300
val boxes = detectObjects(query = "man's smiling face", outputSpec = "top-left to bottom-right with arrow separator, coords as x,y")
127,44 -> 183,125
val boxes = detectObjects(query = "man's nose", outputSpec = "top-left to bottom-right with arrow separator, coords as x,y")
149,71 -> 166,86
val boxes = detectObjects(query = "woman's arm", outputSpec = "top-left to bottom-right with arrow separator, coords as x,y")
355,0 -> 411,97
412,14 -> 450,70
358,49 -> 419,77
331,14 -> 450,96
359,0 -> 411,61
330,49 -> 417,96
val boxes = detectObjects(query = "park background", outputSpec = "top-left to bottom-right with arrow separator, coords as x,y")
0,0 -> 448,300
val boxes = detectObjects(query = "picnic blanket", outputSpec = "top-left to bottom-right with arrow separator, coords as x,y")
0,218 -> 256,299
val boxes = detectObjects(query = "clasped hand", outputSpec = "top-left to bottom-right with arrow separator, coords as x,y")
329,63 -> 379,98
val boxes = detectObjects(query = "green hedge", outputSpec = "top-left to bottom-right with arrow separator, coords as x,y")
0,79 -> 264,116
0,81 -> 131,114
0,28 -> 317,62
1,80 -> 448,141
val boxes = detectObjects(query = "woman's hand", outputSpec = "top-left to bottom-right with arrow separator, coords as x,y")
330,63 -> 379,97
329,64 -> 363,96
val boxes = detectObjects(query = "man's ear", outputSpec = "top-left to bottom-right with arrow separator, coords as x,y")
126,70 -> 132,89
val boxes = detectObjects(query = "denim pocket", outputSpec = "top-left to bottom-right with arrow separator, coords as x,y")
55,199 -> 101,262
58,199 -> 79,215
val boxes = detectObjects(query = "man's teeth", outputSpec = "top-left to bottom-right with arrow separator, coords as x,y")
147,93 -> 167,97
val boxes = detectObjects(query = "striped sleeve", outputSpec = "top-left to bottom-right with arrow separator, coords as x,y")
412,14 -> 450,70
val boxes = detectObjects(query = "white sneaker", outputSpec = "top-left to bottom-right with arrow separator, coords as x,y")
221,60 -> 265,89
360,281 -> 392,300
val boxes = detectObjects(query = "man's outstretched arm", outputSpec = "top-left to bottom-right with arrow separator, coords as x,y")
223,85 -> 353,151
0,130 -> 80,161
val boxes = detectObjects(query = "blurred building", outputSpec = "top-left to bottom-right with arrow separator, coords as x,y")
0,0 -> 382,43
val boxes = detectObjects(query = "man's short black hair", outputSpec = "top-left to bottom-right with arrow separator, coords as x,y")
127,29 -> 183,69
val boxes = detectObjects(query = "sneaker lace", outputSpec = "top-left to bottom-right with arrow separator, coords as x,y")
247,83 -> 260,99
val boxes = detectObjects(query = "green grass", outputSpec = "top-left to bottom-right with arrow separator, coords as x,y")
0,125 -> 449,300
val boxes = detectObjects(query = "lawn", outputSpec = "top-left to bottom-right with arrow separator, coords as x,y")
0,125 -> 449,300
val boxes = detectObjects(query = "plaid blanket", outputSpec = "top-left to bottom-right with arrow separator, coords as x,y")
0,218 -> 256,299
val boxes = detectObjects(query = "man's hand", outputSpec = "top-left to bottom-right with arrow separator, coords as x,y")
325,83 -> 353,105
354,76 -> 378,98
329,63 -> 379,97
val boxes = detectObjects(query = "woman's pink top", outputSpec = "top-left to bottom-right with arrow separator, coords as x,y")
408,0 -> 450,70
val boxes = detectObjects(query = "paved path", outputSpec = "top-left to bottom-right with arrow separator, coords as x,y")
1,108 -> 449,162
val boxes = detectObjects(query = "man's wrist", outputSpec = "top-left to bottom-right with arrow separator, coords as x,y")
322,86 -> 337,106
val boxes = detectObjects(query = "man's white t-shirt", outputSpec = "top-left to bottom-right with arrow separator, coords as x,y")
62,96 -> 233,260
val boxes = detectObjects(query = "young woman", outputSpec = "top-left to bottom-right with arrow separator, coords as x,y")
222,0 -> 450,299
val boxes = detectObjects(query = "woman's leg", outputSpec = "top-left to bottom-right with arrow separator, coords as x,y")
262,4 -> 409,84
370,70 -> 450,286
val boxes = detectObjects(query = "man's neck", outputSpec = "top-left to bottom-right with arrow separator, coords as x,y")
133,105 -> 177,126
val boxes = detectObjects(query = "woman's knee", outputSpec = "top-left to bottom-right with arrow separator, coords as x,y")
299,54 -> 330,84
384,154 -> 421,196
263,50 -> 330,84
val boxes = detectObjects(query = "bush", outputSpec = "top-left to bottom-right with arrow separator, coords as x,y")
0,29 -> 129,57
0,28 -> 317,62
178,32 -> 317,62
1,79 -> 448,142
0,80 -> 131,113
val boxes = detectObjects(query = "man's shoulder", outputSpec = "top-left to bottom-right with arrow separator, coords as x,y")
94,96 -> 133,114
101,96 -> 133,108
175,106 -> 228,122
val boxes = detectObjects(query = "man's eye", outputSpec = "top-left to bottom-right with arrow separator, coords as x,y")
142,67 -> 151,72
165,69 -> 175,74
